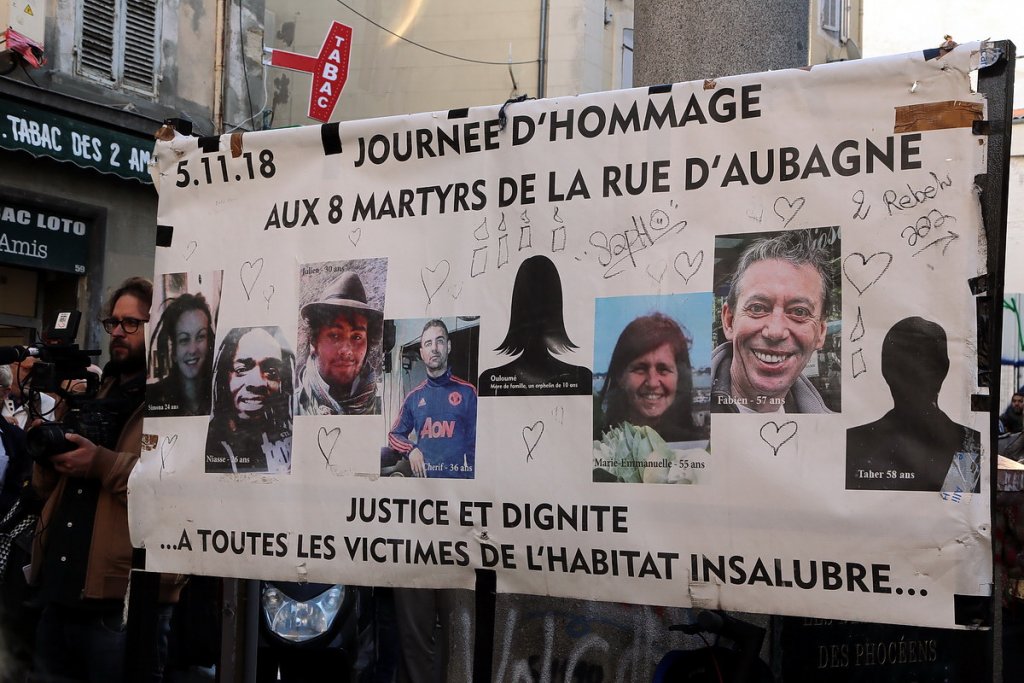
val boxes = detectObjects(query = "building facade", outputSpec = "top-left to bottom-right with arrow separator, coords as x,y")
263,0 -> 635,127
0,0 -> 261,358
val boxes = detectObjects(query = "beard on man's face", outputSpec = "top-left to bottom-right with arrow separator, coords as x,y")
107,338 -> 147,376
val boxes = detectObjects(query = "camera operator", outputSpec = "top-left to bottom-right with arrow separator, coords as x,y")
29,277 -> 183,682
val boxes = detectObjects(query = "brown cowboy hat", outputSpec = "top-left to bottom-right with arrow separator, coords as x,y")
301,271 -> 383,323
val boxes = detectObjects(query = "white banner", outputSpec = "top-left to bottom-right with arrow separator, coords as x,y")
130,44 -> 993,629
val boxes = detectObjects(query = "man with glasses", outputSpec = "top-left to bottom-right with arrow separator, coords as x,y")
30,276 -> 184,682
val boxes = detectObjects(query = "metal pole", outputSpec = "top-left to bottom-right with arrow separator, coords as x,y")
472,569 -> 497,682
537,0 -> 549,98
219,578 -> 246,683
978,38 -> 1016,683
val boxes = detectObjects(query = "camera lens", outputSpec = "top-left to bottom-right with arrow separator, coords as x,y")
26,423 -> 74,462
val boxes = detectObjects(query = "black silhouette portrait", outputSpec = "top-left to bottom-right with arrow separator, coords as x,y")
478,255 -> 592,396
846,317 -> 980,492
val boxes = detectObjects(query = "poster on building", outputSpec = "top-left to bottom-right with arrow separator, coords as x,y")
130,43 -> 996,629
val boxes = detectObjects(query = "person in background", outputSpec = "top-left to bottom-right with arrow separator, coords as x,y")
2,358 -> 57,428
1002,392 -> 1024,434
0,364 -> 31,510
30,277 -> 184,682
0,365 -> 24,495
0,363 -> 38,680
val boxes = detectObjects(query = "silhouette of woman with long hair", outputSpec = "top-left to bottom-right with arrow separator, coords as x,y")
478,255 -> 592,396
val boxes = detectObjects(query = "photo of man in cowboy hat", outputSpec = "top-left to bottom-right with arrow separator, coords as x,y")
297,259 -> 387,415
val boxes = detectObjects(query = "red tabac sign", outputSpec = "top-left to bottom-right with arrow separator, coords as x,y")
263,21 -> 352,122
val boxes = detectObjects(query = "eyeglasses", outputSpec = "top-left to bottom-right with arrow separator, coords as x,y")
101,317 -> 149,334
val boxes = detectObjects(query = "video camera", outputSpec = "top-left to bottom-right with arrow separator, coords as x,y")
0,311 -> 105,463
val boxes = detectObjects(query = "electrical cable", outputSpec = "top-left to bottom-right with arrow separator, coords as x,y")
333,0 -> 537,65
19,59 -> 39,86
238,0 -> 255,127
224,60 -> 270,132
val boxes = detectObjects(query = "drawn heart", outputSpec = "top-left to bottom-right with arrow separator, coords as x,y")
522,421 -> 544,461
646,261 -> 667,284
240,258 -> 264,300
161,434 -> 178,455
317,427 -> 341,465
184,241 -> 197,261
421,260 -> 451,304
160,434 -> 179,470
843,252 -> 893,295
759,421 -> 797,456
773,196 -> 806,228
348,228 -> 361,247
263,284 -> 275,307
673,250 -> 704,284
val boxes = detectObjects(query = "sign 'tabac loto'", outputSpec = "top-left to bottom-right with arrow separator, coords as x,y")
263,21 -> 352,122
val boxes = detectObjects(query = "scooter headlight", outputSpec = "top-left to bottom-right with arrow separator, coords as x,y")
261,585 -> 345,643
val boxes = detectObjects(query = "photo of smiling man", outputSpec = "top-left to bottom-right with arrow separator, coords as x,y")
205,326 -> 295,474
711,227 -> 841,414
296,258 -> 387,416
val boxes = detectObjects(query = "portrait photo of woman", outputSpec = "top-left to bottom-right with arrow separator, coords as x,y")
593,293 -> 712,484
146,271 -> 223,417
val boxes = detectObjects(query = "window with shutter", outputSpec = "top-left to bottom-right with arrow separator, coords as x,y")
123,0 -> 159,92
821,0 -> 849,42
77,0 -> 161,95
79,0 -> 117,82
